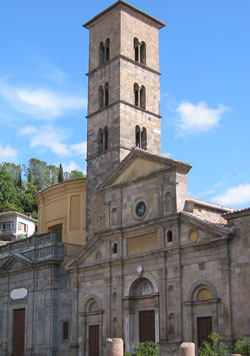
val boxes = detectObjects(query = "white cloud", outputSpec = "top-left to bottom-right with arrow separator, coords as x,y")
0,85 -> 87,119
71,141 -> 87,155
176,101 -> 227,135
62,161 -> 81,173
212,183 -> 250,206
19,125 -> 87,158
0,144 -> 18,161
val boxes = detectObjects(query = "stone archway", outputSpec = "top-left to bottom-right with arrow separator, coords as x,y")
82,297 -> 103,356
123,277 -> 159,353
184,281 -> 219,346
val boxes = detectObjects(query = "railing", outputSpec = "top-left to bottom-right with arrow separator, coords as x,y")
0,230 -> 64,258
0,228 -> 14,234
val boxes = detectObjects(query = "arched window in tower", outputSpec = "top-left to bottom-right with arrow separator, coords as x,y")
99,42 -> 105,65
140,86 -> 146,109
141,127 -> 147,150
104,126 -> 108,151
99,85 -> 104,109
105,82 -> 109,107
135,125 -> 141,148
105,38 -> 110,61
134,38 -> 139,62
98,128 -> 103,153
140,41 -> 146,64
134,83 -> 139,107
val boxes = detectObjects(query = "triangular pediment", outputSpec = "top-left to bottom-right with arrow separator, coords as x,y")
113,156 -> 165,184
99,148 -> 191,189
0,253 -> 33,273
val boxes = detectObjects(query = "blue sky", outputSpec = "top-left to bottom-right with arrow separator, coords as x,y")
0,0 -> 250,209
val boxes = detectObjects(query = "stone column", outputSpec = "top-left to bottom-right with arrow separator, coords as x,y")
106,338 -> 123,356
179,342 -> 195,356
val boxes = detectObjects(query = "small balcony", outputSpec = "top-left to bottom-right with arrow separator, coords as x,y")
0,230 -> 64,263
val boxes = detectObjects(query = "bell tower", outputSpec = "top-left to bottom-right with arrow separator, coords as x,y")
84,1 -> 165,237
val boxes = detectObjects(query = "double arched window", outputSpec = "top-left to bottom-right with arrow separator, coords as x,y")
135,126 -> 147,150
134,83 -> 146,109
134,38 -> 146,64
99,82 -> 109,109
97,126 -> 108,153
99,38 -> 110,65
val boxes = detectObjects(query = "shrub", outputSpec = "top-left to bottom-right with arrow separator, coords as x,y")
125,341 -> 159,356
198,332 -> 229,356
234,338 -> 250,356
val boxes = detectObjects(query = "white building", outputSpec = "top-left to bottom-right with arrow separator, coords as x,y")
0,211 -> 37,241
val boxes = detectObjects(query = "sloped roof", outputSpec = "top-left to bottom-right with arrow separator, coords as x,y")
180,211 -> 234,234
98,148 -> 192,189
83,0 -> 165,29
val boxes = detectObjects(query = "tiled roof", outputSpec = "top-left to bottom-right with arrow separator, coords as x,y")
223,207 -> 250,219
83,0 -> 165,29
180,211 -> 234,234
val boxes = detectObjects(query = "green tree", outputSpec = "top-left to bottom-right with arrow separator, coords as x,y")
0,167 -> 20,212
47,164 -> 59,185
26,158 -> 48,191
1,162 -> 22,186
198,332 -> 229,356
64,170 -> 85,181
58,164 -> 64,182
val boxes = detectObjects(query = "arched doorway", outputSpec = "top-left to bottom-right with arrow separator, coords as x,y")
123,277 -> 159,352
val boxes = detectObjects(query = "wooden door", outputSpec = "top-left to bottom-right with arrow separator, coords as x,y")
139,310 -> 155,342
89,325 -> 99,356
197,316 -> 212,347
13,309 -> 25,356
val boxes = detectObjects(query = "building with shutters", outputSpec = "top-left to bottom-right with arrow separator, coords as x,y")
0,2 -> 250,356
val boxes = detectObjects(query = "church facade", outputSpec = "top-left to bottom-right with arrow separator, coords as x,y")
0,1 -> 250,356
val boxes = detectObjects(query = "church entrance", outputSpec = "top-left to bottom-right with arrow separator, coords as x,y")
197,316 -> 212,347
89,325 -> 99,356
139,310 -> 155,342
124,277 -> 159,353
13,309 -> 25,356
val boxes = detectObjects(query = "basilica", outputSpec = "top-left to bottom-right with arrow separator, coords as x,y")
0,1 -> 249,356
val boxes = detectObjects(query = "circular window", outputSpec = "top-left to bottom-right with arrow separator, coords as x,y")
189,230 -> 199,242
135,201 -> 146,217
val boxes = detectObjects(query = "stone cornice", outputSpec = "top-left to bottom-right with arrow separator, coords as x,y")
86,100 -> 161,119
86,54 -> 161,77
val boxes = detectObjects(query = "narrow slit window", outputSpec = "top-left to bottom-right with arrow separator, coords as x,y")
140,42 -> 146,64
141,127 -> 147,150
99,42 -> 105,65
105,82 -> 109,107
98,129 -> 103,153
99,86 -> 104,109
105,38 -> 110,61
62,321 -> 69,341
134,83 -> 139,107
134,38 -> 139,62
135,125 -> 141,148
112,242 -> 118,254
167,230 -> 173,242
140,86 -> 146,109
104,126 -> 108,151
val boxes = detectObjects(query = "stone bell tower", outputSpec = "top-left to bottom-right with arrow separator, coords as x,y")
84,1 -> 165,237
